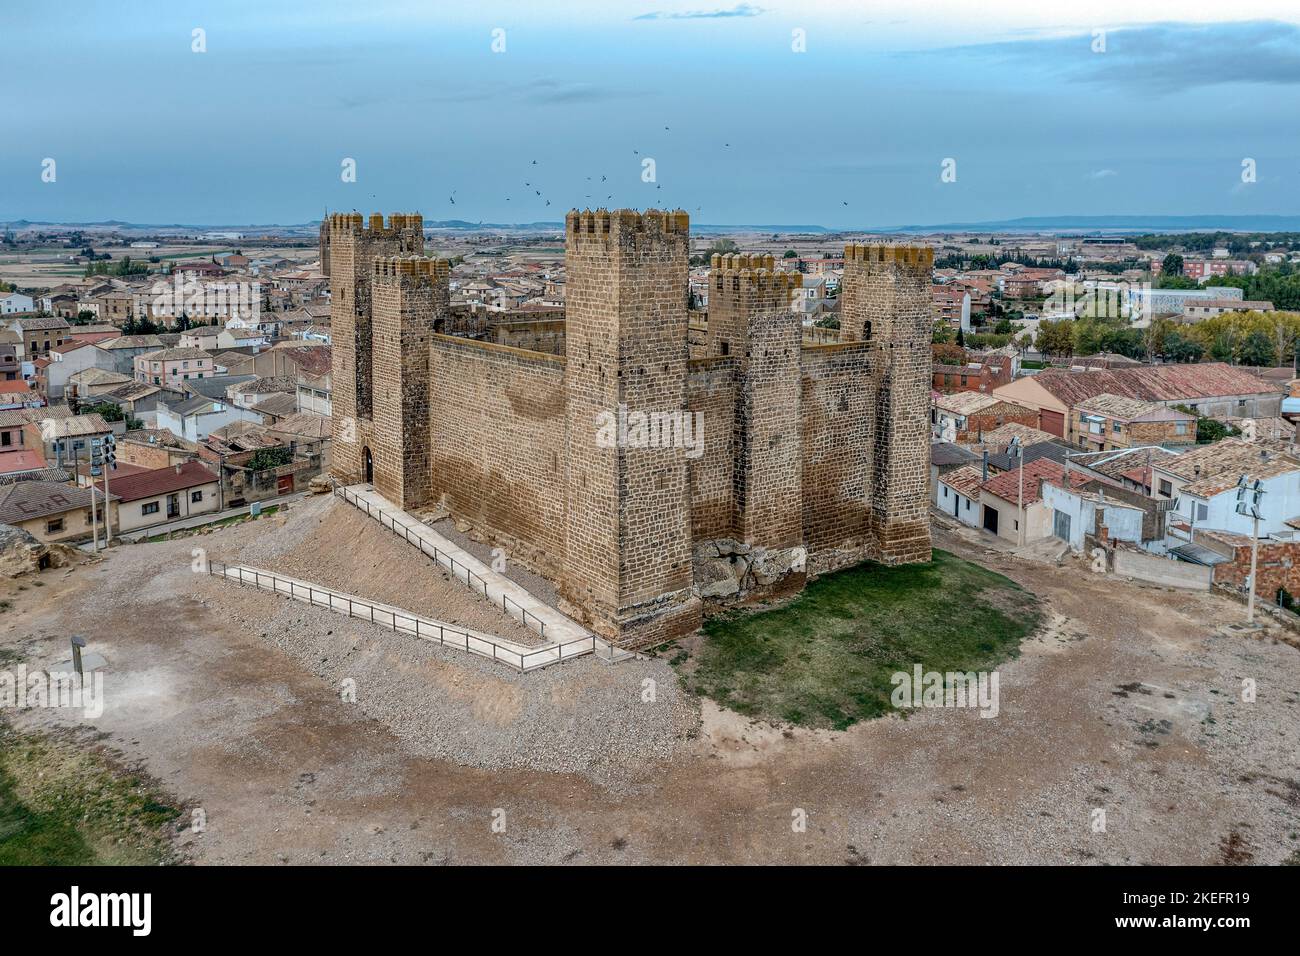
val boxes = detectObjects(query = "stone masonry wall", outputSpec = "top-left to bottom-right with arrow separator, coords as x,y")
562,209 -> 700,647
327,212 -> 424,483
371,255 -> 448,511
800,342 -> 876,573
842,243 -> 934,565
686,357 -> 738,541
427,334 -> 568,578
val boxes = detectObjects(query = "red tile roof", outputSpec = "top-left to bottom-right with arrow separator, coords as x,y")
981,458 -> 1090,505
1030,362 -> 1280,407
106,461 -> 217,502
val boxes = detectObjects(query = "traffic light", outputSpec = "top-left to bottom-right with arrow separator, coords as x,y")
103,433 -> 117,471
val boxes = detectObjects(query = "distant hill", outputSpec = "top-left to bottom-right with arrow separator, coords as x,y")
878,215 -> 1300,234
5,214 -> 1300,235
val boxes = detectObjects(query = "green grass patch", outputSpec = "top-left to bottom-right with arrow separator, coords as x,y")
684,549 -> 1041,730
0,723 -> 181,865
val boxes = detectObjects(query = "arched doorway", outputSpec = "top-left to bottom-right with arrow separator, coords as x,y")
362,446 -> 373,484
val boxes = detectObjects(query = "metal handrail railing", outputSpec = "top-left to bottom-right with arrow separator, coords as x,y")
206,559 -> 596,672
328,480 -> 549,640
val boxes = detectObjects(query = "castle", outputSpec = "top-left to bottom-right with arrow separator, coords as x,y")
325,208 -> 933,649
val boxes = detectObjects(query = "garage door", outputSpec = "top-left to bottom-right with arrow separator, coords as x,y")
1040,409 -> 1065,437
1053,509 -> 1071,542
982,504 -> 999,535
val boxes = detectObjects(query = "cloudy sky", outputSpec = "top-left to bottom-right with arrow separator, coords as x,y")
3,0 -> 1299,227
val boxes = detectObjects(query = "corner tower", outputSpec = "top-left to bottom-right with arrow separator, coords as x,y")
327,212 -> 424,483
840,242 -> 933,564
562,208 -> 701,648
370,255 -> 449,510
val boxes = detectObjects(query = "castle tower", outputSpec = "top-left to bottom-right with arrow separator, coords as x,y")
840,242 -> 934,564
370,255 -> 449,511
710,255 -> 804,553
327,212 -> 424,483
562,208 -> 701,648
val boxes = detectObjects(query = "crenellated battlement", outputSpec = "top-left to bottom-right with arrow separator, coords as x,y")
372,255 -> 450,282
329,211 -> 424,237
565,207 -> 690,240
710,253 -> 803,294
843,241 -> 933,272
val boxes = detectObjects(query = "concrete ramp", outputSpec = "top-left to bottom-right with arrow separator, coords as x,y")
330,483 -> 633,664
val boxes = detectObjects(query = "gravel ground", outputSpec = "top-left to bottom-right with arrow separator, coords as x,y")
42,498 -> 701,784
3,502 -> 1297,865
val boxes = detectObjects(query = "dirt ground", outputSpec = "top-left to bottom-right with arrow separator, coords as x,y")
3,496 -> 1299,865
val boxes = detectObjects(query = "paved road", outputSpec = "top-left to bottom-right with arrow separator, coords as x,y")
83,491 -> 311,548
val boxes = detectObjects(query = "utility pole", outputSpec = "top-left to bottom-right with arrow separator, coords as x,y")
1236,473 -> 1265,624
1248,511 -> 1260,624
100,434 -> 116,544
1009,436 -> 1025,547
89,438 -> 102,551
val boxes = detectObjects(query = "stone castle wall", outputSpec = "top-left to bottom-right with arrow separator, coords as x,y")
328,207 -> 932,649
425,334 -> 567,577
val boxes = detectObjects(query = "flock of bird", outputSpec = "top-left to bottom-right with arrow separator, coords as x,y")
364,133 -> 850,224
436,130 -> 750,222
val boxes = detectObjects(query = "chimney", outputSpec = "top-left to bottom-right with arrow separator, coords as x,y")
175,463 -> 182,475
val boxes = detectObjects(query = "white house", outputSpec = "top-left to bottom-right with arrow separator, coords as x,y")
1042,481 -> 1144,552
0,292 -> 35,315
156,396 -> 262,442
936,464 -> 984,529
1156,439 -> 1300,541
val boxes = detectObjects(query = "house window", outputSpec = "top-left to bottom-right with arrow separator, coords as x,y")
1112,422 -> 1121,433
1196,503 -> 1208,522
1159,479 -> 1173,498
942,486 -> 949,498
191,490 -> 203,503
46,518 -> 64,534
142,502 -> 160,515
0,432 -> 9,447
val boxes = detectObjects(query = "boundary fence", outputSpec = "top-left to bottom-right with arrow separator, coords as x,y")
331,482 -> 548,640
207,560 -> 598,672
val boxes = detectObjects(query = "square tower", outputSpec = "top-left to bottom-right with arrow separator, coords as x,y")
840,242 -> 934,564
327,212 -> 424,483
371,255 -> 449,510
709,254 -> 804,551
562,208 -> 701,648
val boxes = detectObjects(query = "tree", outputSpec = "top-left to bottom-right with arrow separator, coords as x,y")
1161,330 -> 1204,363
1036,318 -> 1075,358
782,249 -> 797,259
1161,253 -> 1185,277
932,342 -> 966,365
1238,329 -> 1277,367
247,447 -> 294,472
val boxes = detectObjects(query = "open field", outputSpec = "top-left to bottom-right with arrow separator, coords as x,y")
1,496 -> 1299,865
0,242 -> 319,288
